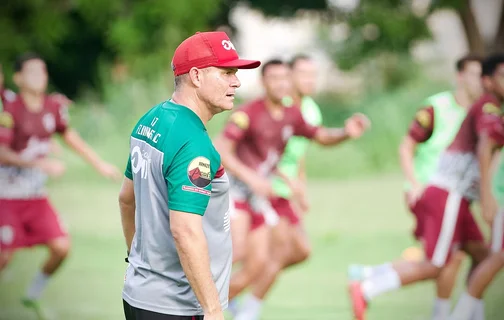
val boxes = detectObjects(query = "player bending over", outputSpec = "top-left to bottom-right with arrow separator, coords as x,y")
348,53 -> 504,320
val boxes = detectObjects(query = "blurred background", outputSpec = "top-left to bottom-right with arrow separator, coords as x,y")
1,0 -> 504,319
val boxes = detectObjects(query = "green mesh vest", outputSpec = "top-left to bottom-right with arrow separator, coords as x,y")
407,91 -> 467,190
493,149 -> 504,206
272,96 -> 323,198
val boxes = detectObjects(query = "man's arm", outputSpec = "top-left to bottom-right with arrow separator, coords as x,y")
478,133 -> 499,224
62,129 -> 120,180
0,145 -> 35,167
170,211 -> 222,316
119,177 -> 136,252
399,136 -> 420,189
213,135 -> 271,197
311,113 -> 370,146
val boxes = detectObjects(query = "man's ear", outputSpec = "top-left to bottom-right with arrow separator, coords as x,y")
188,67 -> 203,88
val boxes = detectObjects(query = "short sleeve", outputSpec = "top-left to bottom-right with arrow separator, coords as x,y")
223,110 -> 250,142
408,106 -> 434,143
293,107 -> 319,139
477,103 -> 504,146
55,102 -> 70,133
125,155 -> 133,180
0,109 -> 14,146
166,139 -> 217,215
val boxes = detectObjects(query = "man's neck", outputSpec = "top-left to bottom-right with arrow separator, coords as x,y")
264,96 -> 284,119
292,92 -> 303,107
171,90 -> 212,125
453,88 -> 473,109
21,91 -> 45,112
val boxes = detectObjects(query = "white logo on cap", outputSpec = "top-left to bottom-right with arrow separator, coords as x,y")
222,40 -> 236,51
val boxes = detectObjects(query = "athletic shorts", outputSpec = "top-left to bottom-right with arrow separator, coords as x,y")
0,198 -> 67,251
123,300 -> 203,320
491,208 -> 504,253
269,197 -> 300,225
228,175 -> 279,230
412,186 -> 484,267
405,192 -> 424,240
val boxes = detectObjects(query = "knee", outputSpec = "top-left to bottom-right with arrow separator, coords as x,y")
297,242 -> 311,263
49,237 -> 71,260
423,262 -> 442,280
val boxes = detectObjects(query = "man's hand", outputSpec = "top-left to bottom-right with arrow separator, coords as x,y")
204,311 -> 225,320
34,158 -> 66,178
406,183 -> 423,208
481,193 -> 498,225
344,113 -> 371,139
96,161 -> 122,181
248,176 -> 274,198
289,179 -> 309,213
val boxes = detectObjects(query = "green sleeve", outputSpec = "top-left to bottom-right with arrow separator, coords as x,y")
165,139 -> 215,215
125,156 -> 133,180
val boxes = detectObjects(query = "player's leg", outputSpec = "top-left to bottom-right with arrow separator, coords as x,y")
449,209 -> 504,320
228,213 -> 270,301
0,199 -> 27,274
236,212 -> 292,320
432,250 -> 465,320
348,187 -> 463,320
22,198 -> 70,312
282,204 -> 311,268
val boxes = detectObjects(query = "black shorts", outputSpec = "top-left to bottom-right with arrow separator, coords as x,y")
123,300 -> 204,320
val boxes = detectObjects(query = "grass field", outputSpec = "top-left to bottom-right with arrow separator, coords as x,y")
1,170 -> 503,320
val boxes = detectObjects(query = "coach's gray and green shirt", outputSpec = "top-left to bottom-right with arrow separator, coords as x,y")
122,100 -> 232,316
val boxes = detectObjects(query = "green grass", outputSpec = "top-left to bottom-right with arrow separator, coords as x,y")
1,172 -> 503,320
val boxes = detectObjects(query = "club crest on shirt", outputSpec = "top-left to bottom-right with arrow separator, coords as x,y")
415,109 -> 431,128
0,112 -> 13,129
42,113 -> 56,132
483,103 -> 501,115
230,111 -> 249,130
187,156 -> 211,188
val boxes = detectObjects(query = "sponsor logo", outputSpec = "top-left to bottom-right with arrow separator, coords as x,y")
230,111 -> 249,130
415,109 -> 431,128
187,156 -> 211,188
131,145 -> 151,179
42,113 -> 56,132
222,40 -> 236,51
483,103 -> 501,115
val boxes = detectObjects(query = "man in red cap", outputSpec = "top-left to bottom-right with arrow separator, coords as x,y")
119,31 -> 260,320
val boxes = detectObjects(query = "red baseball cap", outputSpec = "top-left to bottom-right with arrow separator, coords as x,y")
171,31 -> 261,76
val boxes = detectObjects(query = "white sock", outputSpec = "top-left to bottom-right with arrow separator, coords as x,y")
234,294 -> 263,320
449,292 -> 479,320
431,298 -> 451,320
361,268 -> 401,301
472,299 -> 485,320
362,263 -> 393,278
25,271 -> 50,300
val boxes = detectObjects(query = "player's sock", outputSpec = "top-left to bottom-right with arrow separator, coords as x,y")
348,262 -> 392,281
472,299 -> 485,320
234,294 -> 263,320
361,267 -> 401,301
227,297 -> 240,317
25,271 -> 50,300
449,291 -> 479,320
431,298 -> 451,320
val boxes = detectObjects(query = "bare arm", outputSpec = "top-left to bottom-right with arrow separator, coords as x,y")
119,177 -> 136,252
478,133 -> 499,223
0,145 -> 35,167
399,135 -> 420,188
298,156 -> 307,184
63,129 -> 105,169
312,127 -> 349,146
214,135 -> 263,187
63,128 -> 120,179
171,210 -> 222,315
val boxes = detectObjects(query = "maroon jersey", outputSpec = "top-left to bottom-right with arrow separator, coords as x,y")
408,106 -> 435,143
223,98 -> 319,177
0,95 -> 69,199
430,94 -> 504,200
